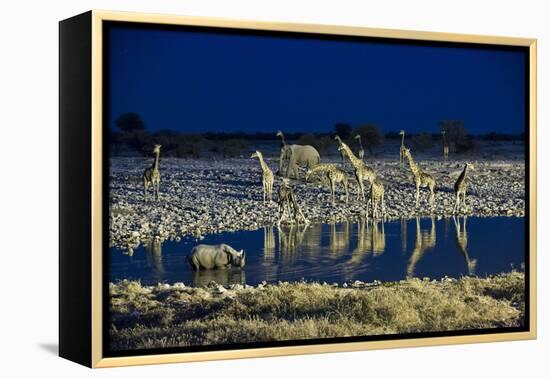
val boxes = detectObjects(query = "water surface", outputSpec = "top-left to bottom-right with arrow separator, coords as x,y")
109,216 -> 524,286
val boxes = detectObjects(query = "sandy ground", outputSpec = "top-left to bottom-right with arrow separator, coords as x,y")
109,146 -> 525,250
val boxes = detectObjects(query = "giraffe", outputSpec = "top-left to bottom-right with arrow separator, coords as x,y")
354,134 -> 365,160
406,216 -> 436,279
276,130 -> 289,175
305,163 -> 349,205
453,163 -> 474,214
399,130 -> 406,168
251,150 -> 274,202
441,130 -> 449,161
453,216 -> 477,275
334,135 -> 348,168
403,148 -> 436,209
336,139 -> 377,202
367,177 -> 385,219
277,178 -> 308,226
143,144 -> 161,201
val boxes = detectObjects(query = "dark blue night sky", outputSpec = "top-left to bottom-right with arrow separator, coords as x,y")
108,25 -> 526,135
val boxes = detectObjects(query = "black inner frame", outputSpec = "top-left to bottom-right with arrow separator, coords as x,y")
101,20 -> 531,358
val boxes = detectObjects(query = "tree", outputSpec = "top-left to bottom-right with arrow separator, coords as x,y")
412,133 -> 434,152
115,112 -> 146,132
297,133 -> 332,153
334,123 -> 352,140
439,120 -> 473,153
354,124 -> 384,156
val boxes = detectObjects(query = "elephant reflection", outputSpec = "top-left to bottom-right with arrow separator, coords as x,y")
406,217 -> 437,279
453,216 -> 477,275
192,268 -> 246,287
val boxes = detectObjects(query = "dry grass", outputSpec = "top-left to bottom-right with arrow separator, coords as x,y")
109,272 -> 524,351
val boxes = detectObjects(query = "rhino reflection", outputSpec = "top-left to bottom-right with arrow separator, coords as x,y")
406,217 -> 437,279
192,268 -> 246,287
145,237 -> 164,277
453,216 -> 477,275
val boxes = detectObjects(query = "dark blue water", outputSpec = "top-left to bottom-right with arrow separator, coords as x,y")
109,217 -> 525,286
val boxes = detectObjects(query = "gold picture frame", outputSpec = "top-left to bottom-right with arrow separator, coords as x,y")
59,9 -> 537,368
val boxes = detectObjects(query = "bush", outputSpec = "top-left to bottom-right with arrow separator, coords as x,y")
354,124 -> 384,156
412,133 -> 434,152
297,134 -> 332,153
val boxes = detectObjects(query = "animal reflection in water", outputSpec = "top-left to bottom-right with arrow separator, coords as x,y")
145,237 -> 164,280
406,216 -> 477,279
453,216 -> 477,275
340,218 -> 385,279
406,217 -> 437,279
192,269 -> 246,287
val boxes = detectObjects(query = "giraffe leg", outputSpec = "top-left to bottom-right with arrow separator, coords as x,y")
143,179 -> 149,202
415,182 -> 420,208
330,178 -> 335,206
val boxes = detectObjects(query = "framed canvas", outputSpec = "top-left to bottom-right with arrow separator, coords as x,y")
59,10 -> 537,368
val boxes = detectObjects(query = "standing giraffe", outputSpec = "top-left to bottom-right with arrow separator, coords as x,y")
276,130 -> 289,175
354,134 -> 365,160
334,135 -> 348,168
143,144 -> 161,201
367,177 -> 385,219
277,178 -> 308,226
251,150 -> 274,202
441,130 -> 449,161
399,130 -> 406,168
305,163 -> 349,206
336,140 -> 377,202
403,148 -> 436,208
453,163 -> 474,213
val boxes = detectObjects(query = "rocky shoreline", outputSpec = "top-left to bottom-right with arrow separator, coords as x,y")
109,156 -> 525,250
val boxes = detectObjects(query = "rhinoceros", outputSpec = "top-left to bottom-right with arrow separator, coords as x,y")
187,244 -> 246,270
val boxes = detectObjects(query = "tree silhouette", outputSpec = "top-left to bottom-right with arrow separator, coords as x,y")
334,123 -> 352,140
354,124 -> 383,156
115,112 -> 146,132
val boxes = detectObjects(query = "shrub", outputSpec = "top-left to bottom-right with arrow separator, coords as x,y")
412,133 -> 434,152
354,124 -> 384,156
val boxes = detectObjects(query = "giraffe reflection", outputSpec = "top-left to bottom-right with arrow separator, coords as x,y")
329,219 -> 350,259
406,217 -> 437,279
278,223 -> 309,260
453,216 -> 477,275
145,237 -> 164,281
263,225 -> 276,260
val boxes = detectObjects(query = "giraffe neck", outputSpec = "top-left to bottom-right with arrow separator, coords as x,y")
257,154 -> 269,172
153,151 -> 160,172
357,138 -> 364,150
341,143 -> 362,168
401,133 -> 405,147
458,165 -> 468,183
405,152 -> 420,176
279,133 -> 287,146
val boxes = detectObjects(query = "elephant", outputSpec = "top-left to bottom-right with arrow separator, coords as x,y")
280,144 -> 321,179
187,244 -> 246,270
